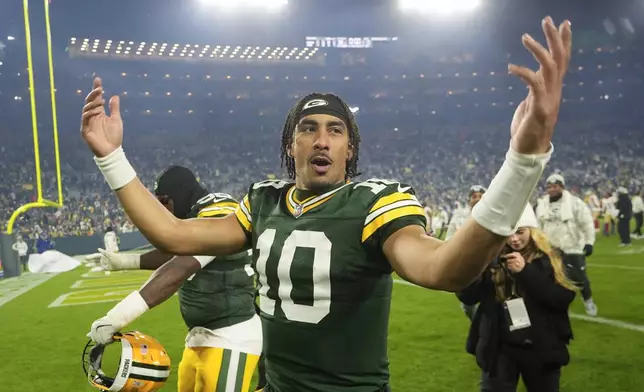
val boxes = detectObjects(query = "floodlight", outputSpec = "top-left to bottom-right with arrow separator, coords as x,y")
399,0 -> 481,14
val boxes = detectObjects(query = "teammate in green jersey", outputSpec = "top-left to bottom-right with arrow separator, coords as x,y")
87,166 -> 262,392
81,17 -> 571,392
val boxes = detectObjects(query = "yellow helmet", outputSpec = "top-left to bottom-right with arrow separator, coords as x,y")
83,331 -> 171,392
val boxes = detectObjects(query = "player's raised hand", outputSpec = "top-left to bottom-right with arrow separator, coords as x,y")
81,77 -> 123,157
509,17 -> 572,155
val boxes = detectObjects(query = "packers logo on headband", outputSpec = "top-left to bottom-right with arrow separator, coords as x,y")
153,181 -> 159,193
302,99 -> 329,110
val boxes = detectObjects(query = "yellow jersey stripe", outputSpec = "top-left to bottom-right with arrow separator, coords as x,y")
303,194 -> 335,214
240,353 -> 261,392
369,192 -> 415,213
236,195 -> 252,232
285,184 -> 350,218
210,201 -> 239,210
198,207 -> 237,218
286,200 -> 296,215
366,199 -> 422,225
362,205 -> 425,242
235,208 -> 252,232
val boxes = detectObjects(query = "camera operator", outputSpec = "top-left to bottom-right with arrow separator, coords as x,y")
458,205 -> 576,392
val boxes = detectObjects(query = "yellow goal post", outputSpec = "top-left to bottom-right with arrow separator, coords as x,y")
5,0 -> 64,235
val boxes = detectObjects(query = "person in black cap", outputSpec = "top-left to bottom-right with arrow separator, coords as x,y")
86,165 -> 263,392
82,17 -> 572,392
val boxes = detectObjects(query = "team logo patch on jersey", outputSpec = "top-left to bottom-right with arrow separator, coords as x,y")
302,99 -> 329,110
293,204 -> 304,218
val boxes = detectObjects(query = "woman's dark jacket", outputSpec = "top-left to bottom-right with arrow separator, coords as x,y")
457,254 -> 575,374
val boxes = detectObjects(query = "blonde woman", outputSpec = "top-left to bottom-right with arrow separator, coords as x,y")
458,205 -> 576,392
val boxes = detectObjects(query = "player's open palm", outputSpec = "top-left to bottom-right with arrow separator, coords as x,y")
509,17 -> 572,155
81,77 -> 123,157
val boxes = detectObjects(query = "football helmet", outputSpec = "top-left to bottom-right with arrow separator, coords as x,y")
83,331 -> 171,392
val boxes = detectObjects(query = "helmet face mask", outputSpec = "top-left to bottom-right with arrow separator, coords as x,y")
83,331 -> 171,392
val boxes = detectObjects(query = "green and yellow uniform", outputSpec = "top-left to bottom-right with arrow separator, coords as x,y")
179,193 -> 256,331
235,179 -> 426,392
178,192 -> 261,392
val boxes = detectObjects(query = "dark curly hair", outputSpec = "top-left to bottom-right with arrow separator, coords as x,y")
280,93 -> 361,180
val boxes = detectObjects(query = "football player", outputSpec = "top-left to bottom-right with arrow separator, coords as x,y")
86,165 -> 262,392
81,17 -> 571,392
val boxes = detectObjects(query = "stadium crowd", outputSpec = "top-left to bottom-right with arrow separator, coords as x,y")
1,115 -> 641,239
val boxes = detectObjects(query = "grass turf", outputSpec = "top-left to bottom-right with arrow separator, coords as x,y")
0,235 -> 643,391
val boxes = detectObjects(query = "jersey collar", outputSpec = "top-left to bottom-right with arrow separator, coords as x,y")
286,183 -> 351,218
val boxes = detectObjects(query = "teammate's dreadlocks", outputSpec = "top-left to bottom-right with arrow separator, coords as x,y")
280,93 -> 361,180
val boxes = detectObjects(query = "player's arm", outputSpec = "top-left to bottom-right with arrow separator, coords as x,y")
139,255 -> 207,307
81,79 -> 247,257
91,198 -> 245,270
139,249 -> 175,270
100,177 -> 247,256
85,248 -> 173,271
385,221 -> 505,292
456,273 -> 494,306
384,144 -> 554,292
87,254 -> 213,344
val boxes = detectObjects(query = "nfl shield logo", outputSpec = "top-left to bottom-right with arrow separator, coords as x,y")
294,204 -> 303,218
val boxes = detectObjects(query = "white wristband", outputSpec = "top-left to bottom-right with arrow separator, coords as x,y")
106,291 -> 150,330
94,146 -> 137,191
471,143 -> 554,236
119,253 -> 141,270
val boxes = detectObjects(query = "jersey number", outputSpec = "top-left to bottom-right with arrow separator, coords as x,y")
196,192 -> 233,205
355,178 -> 411,195
255,229 -> 331,324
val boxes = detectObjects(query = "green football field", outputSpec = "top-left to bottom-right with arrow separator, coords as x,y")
0,235 -> 643,392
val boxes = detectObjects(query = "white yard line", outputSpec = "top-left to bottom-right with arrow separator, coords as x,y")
392,279 -> 644,334
588,263 -> 644,271
568,313 -> 644,333
0,273 -> 58,308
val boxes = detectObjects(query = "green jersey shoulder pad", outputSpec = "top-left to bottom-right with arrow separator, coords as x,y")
189,192 -> 239,219
350,178 -> 426,243
235,180 -> 292,232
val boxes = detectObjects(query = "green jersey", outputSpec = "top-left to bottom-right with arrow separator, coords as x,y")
179,192 -> 256,331
234,179 -> 426,392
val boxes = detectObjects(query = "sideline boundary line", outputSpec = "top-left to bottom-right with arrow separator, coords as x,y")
0,273 -> 58,308
392,279 -> 644,334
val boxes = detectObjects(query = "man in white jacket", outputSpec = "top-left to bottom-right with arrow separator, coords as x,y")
12,236 -> 29,272
103,227 -> 119,253
446,185 -> 486,320
537,174 -> 598,316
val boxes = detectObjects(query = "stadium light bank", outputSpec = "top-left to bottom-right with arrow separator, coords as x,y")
199,0 -> 288,12
398,0 -> 481,15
